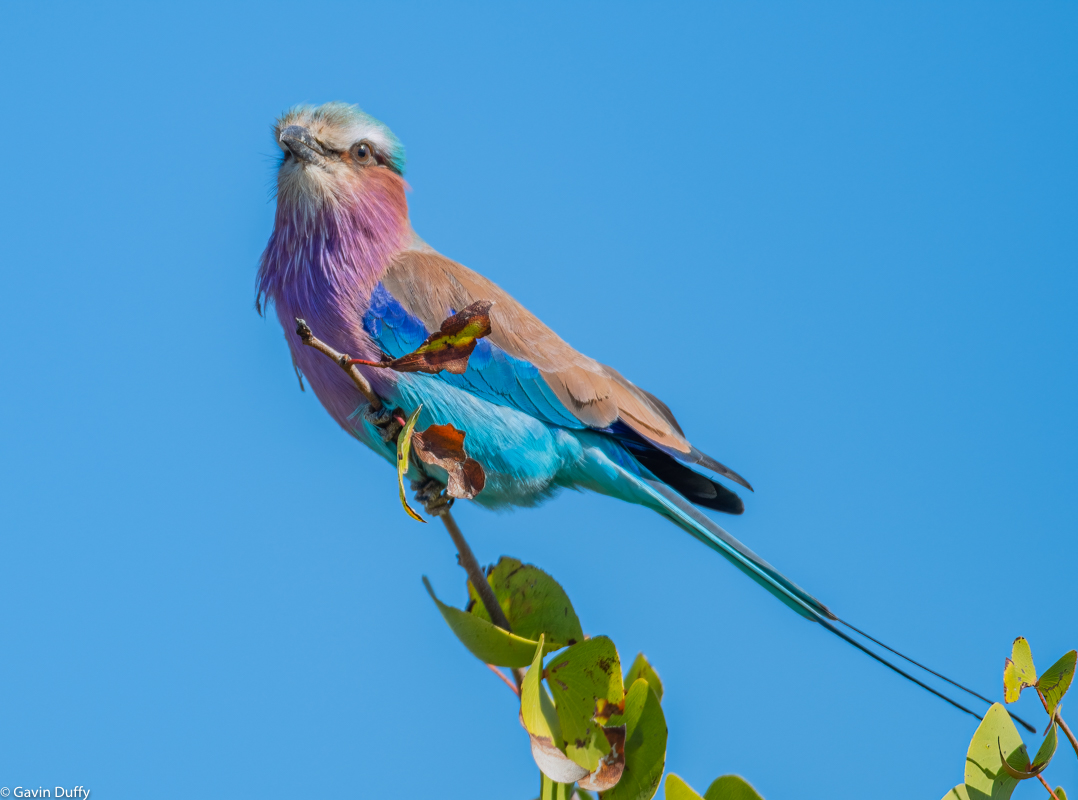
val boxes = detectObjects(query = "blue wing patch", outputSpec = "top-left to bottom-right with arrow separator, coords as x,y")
362,282 -> 585,430
363,282 -> 428,355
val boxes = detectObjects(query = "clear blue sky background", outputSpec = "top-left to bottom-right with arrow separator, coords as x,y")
1,3 -> 1075,798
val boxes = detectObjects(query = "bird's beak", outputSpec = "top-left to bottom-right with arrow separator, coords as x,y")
279,125 -> 327,165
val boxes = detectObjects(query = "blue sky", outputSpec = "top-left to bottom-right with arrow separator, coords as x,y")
1,3 -> 1075,798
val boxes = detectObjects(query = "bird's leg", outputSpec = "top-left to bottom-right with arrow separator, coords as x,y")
363,404 -> 403,443
411,477 -> 454,516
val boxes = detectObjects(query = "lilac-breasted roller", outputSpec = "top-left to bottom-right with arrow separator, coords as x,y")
256,102 -> 1013,723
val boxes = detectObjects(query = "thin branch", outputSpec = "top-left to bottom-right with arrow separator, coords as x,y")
294,318 -> 383,411
293,319 -> 515,683
1036,775 -> 1060,800
486,663 -> 520,697
431,497 -> 524,688
440,509 -> 513,633
1057,712 -> 1078,760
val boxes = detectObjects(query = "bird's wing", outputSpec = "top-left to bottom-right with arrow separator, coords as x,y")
371,248 -> 750,490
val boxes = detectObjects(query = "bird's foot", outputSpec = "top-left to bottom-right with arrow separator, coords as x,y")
364,404 -> 403,443
411,478 -> 453,517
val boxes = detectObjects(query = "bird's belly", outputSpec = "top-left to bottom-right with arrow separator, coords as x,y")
383,373 -> 586,509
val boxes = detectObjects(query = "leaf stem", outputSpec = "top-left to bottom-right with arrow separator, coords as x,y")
346,358 -> 390,368
1036,774 -> 1060,800
486,663 -> 520,697
1057,712 -> 1078,760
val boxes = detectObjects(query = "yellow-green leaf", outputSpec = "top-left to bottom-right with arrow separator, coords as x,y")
964,703 -> 1025,800
941,786 -> 971,800
422,577 -> 558,667
601,678 -> 667,800
624,653 -> 664,703
1054,788 -> 1067,800
522,635 -> 562,741
468,557 -> 583,649
999,723 -> 1057,780
545,636 -> 625,772
522,636 -> 591,785
1003,637 -> 1037,704
666,775 -> 705,800
1033,725 -> 1059,771
396,406 -> 425,522
539,773 -> 575,800
704,775 -> 764,800
1036,651 -> 1076,719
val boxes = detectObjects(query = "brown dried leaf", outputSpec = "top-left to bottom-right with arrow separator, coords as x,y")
387,300 -> 493,375
412,423 -> 486,499
577,725 -> 626,792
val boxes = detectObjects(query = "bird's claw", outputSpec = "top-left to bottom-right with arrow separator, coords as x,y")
412,478 -> 453,516
424,493 -> 454,516
364,404 -> 394,425
364,404 -> 402,442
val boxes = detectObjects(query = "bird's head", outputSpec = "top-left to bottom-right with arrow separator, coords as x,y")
273,102 -> 406,217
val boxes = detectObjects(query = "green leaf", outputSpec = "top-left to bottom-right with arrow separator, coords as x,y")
964,703 -> 1025,800
545,637 -> 625,772
396,406 -> 425,523
600,678 -> 667,800
703,776 -> 764,800
422,577 -> 558,668
1055,788 -> 1067,800
523,636 -> 591,785
468,557 -> 583,648
1003,638 -> 1037,704
624,653 -> 664,703
1036,651 -> 1076,719
941,786 -> 971,800
665,774 -> 705,800
522,636 -> 562,741
1032,724 -> 1060,771
539,773 -> 575,800
999,723 -> 1057,780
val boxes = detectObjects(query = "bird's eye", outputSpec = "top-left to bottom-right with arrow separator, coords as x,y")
352,141 -> 373,164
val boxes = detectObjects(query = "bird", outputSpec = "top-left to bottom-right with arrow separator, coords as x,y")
256,102 -> 1023,727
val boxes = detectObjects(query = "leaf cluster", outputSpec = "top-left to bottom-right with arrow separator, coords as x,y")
427,557 -> 671,799
941,638 -> 1076,800
426,557 -> 775,799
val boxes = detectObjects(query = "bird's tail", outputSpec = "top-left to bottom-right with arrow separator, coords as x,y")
642,478 -> 1036,732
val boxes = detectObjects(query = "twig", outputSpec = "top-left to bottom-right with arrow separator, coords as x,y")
294,318 -> 383,412
1036,775 -> 1060,800
293,319 -> 516,681
1057,713 -> 1078,759
440,510 -> 513,633
486,663 -> 520,697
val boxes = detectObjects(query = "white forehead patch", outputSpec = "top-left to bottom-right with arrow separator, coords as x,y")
275,102 -> 405,173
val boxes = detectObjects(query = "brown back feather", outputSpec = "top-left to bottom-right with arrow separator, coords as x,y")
381,248 -> 692,453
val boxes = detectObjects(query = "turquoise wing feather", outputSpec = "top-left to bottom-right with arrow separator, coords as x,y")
363,282 -> 586,430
